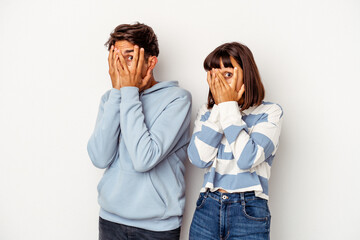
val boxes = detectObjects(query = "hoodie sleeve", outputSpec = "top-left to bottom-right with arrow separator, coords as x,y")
119,87 -> 192,172
187,104 -> 223,168
87,88 -> 121,169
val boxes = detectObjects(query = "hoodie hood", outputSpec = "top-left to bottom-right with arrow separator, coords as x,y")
142,81 -> 179,95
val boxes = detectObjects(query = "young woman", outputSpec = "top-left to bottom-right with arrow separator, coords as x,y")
187,42 -> 283,240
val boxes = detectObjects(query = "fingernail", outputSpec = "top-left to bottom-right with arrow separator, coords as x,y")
234,67 -> 237,70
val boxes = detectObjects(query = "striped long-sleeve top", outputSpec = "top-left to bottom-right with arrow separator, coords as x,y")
187,101 -> 283,200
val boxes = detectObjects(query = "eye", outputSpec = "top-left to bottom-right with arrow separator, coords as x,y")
224,72 -> 232,78
127,56 -> 133,61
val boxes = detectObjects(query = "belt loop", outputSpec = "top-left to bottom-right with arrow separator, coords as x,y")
240,192 -> 245,205
204,188 -> 210,198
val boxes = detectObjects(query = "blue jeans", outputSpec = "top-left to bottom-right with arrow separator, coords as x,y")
99,217 -> 181,240
189,190 -> 271,240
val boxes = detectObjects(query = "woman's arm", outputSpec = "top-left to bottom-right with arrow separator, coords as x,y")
219,101 -> 283,170
187,104 -> 223,168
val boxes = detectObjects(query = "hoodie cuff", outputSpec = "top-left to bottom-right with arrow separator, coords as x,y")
108,88 -> 122,104
120,87 -> 139,102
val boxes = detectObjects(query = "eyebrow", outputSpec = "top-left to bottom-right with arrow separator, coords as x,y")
123,49 -> 134,54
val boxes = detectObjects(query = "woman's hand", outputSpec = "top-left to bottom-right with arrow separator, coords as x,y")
207,68 -> 245,104
207,70 -> 220,104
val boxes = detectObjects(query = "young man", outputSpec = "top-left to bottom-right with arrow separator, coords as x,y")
87,23 -> 192,240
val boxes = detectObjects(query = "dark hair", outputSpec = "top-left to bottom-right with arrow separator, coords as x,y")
105,22 -> 159,58
204,42 -> 265,110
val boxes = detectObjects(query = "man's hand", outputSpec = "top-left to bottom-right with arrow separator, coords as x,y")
117,45 -> 152,91
108,45 -> 122,90
207,68 -> 245,104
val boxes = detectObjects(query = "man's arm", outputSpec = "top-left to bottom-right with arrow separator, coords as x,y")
87,89 -> 121,169
87,45 -> 124,169
119,87 -> 191,172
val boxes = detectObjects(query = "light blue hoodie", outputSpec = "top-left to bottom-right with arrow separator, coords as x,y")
87,81 -> 191,231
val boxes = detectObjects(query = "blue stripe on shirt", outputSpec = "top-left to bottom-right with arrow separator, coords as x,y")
203,168 -> 261,190
252,132 -> 275,159
187,133 -> 213,168
217,143 -> 234,160
237,132 -> 274,170
258,175 -> 269,195
223,125 -> 248,144
242,113 -> 268,128
200,111 -> 210,122
265,154 -> 275,166
197,125 -> 223,148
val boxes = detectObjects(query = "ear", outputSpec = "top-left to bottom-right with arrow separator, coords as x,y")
147,56 -> 158,71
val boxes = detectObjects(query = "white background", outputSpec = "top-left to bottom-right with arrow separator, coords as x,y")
1,0 -> 359,239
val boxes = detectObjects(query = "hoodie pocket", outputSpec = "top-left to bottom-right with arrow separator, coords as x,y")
98,170 -> 166,220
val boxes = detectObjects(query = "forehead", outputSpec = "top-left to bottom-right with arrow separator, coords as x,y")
114,40 -> 134,52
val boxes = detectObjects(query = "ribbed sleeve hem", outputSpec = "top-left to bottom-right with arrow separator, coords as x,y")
120,87 -> 139,101
218,101 -> 244,129
108,88 -> 122,104
205,104 -> 223,133
208,104 -> 220,122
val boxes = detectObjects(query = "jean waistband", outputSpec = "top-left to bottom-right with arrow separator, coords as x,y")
202,189 -> 261,202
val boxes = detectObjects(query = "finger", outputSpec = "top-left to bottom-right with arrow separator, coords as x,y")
136,48 -> 145,75
216,70 -> 229,89
115,51 -> 123,71
206,71 -> 211,86
131,45 -> 139,71
207,71 -> 215,93
230,57 -> 244,84
211,69 -> 216,85
230,56 -> 241,69
116,58 -> 122,72
214,72 -> 222,90
118,52 -> 129,73
238,84 -> 245,100
108,45 -> 114,64
141,68 -> 152,87
230,67 -> 238,90
113,49 -> 120,69
211,70 -> 217,93
208,70 -> 215,94
113,47 -> 117,62
216,71 -> 228,90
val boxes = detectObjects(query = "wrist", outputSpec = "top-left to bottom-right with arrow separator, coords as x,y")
121,83 -> 138,88
218,96 -> 237,103
111,79 -> 121,90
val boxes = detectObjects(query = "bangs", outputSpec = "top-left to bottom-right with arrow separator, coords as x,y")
203,49 -> 234,71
